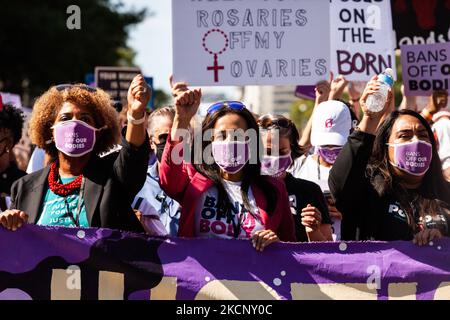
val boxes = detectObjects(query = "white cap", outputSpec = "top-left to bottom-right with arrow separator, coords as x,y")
311,100 -> 352,147
432,110 -> 450,123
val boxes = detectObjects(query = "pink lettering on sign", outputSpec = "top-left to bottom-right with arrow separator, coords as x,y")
203,29 -> 229,82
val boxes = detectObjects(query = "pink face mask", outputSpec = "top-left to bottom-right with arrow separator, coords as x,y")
212,141 -> 249,174
387,140 -> 433,176
49,120 -> 105,157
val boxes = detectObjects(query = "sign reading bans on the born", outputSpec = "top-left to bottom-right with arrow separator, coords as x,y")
401,42 -> 450,97
95,67 -> 141,102
172,0 -> 330,86
330,0 -> 396,81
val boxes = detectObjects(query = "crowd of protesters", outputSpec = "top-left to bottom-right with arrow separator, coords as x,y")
0,71 -> 449,251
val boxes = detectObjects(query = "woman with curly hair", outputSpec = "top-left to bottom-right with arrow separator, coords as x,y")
0,100 -> 26,210
0,75 -> 150,232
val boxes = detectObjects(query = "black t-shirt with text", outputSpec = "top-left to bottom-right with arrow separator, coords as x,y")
284,173 -> 332,242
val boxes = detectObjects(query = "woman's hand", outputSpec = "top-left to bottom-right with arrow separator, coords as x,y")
315,79 -> 331,105
251,229 -> 280,252
174,89 -> 202,122
0,210 -> 28,231
360,76 -> 393,117
301,204 -> 322,232
127,74 -> 151,119
327,198 -> 343,221
358,75 -> 393,135
413,229 -> 443,246
329,74 -> 349,100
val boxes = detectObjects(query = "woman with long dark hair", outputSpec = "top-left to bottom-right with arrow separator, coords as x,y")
258,114 -> 333,242
159,85 -> 295,251
329,76 -> 450,244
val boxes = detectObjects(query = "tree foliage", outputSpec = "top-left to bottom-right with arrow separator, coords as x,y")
0,0 -> 146,99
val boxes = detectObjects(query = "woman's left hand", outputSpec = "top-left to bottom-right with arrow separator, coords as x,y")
251,229 -> 280,252
413,229 -> 443,246
301,204 -> 322,232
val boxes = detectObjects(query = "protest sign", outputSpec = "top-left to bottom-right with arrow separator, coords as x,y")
1,225 -> 449,300
0,92 -> 22,109
94,67 -> 154,109
401,42 -> 450,96
295,85 -> 316,100
393,0 -> 450,49
172,0 -> 330,86
330,0 -> 396,81
95,66 -> 142,102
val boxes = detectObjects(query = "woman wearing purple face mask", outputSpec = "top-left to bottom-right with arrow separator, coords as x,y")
290,100 -> 352,241
258,114 -> 333,242
330,75 -> 450,245
159,83 -> 295,252
0,75 -> 151,232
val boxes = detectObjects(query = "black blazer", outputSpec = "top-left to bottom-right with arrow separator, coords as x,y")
10,135 -> 149,233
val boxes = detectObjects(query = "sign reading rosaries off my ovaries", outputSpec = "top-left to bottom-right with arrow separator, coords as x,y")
401,42 -> 450,97
172,0 -> 330,86
330,0 -> 396,81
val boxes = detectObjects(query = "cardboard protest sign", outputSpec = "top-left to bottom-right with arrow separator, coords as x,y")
393,0 -> 450,49
95,66 -> 141,102
172,0 -> 330,86
330,0 -> 396,81
94,67 -> 154,109
401,42 -> 450,96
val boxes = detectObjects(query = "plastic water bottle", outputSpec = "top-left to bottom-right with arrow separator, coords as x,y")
365,68 -> 394,113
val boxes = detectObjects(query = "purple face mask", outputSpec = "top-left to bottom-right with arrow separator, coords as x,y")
261,153 -> 293,178
317,146 -> 343,165
212,141 -> 249,174
51,120 -> 102,157
388,140 -> 433,176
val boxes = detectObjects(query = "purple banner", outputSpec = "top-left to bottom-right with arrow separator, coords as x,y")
0,225 -> 449,300
401,42 -> 450,96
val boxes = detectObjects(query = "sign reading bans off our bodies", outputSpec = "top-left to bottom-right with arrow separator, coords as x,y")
401,42 -> 450,97
330,0 -> 396,81
172,0 -> 330,86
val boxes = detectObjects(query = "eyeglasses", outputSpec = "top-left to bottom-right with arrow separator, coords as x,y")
55,84 -> 98,93
207,101 -> 246,114
258,115 -> 292,130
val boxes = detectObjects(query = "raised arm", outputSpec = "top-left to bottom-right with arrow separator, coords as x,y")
329,76 -> 392,219
159,78 -> 202,202
112,75 -> 151,196
299,78 -> 331,150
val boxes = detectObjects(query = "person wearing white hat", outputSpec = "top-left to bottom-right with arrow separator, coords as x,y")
289,100 -> 353,241
432,110 -> 450,182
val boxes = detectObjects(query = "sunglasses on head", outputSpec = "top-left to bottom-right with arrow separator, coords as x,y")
55,84 -> 98,93
207,101 -> 246,114
258,115 -> 292,129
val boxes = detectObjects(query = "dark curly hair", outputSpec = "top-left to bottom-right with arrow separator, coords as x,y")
0,104 -> 25,145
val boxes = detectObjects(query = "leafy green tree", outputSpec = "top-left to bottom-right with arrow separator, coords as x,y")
0,0 -> 147,100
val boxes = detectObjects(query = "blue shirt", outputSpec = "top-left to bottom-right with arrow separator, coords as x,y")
133,162 -> 181,236
37,177 -> 89,228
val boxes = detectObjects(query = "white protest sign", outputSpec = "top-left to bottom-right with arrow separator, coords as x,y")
0,92 -> 22,109
172,0 -> 330,86
330,0 -> 396,81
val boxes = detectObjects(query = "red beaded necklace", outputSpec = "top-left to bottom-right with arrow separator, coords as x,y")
48,162 -> 83,196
